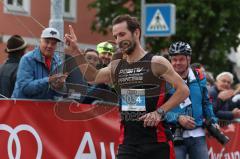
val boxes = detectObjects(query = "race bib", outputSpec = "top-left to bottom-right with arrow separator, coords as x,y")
121,89 -> 146,111
179,97 -> 192,109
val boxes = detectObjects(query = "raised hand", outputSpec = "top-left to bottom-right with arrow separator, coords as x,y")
64,25 -> 79,54
218,89 -> 234,101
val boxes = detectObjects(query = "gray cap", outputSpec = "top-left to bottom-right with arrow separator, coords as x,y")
41,27 -> 62,42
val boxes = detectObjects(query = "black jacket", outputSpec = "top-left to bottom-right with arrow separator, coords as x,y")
208,86 -> 235,120
0,57 -> 20,98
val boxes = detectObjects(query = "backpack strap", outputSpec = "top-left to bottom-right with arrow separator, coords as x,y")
194,68 -> 204,80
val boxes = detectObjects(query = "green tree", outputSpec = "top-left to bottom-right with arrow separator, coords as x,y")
89,0 -> 240,75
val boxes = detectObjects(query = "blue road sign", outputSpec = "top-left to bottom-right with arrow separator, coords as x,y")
144,3 -> 175,37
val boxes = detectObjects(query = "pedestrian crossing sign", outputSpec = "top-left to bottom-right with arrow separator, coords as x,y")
144,4 -> 175,37
147,9 -> 169,32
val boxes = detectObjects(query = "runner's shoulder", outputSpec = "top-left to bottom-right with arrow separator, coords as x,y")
151,55 -> 169,63
151,55 -> 171,77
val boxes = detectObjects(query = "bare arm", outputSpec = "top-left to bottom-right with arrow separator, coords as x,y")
139,56 -> 189,127
151,56 -> 189,112
64,25 -> 114,84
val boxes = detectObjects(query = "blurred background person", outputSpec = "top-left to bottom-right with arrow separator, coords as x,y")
96,41 -> 115,68
0,35 -> 27,98
82,48 -> 116,104
230,84 -> 240,110
205,71 -> 215,89
84,48 -> 99,68
209,72 -> 240,120
63,53 -> 87,102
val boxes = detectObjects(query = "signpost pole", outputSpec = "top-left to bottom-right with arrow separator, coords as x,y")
141,0 -> 146,49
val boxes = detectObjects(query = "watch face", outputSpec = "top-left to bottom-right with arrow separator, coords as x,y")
157,108 -> 165,120
157,108 -> 163,114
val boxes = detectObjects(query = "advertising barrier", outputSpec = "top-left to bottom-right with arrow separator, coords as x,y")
207,121 -> 240,159
0,100 -> 119,159
0,100 -> 240,159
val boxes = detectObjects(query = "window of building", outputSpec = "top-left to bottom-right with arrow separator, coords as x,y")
4,0 -> 30,16
63,0 -> 76,21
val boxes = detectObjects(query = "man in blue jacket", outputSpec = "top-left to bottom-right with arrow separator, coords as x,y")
165,41 -> 217,159
12,27 -> 67,99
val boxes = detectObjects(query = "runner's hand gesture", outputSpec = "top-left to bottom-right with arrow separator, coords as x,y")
64,25 -> 79,54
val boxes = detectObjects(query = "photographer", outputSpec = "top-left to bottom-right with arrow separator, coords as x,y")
165,41 -> 218,159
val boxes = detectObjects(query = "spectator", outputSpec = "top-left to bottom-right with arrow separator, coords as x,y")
96,41 -> 115,68
205,71 -> 215,89
209,72 -> 240,120
0,35 -> 27,98
84,48 -> 99,68
165,41 -> 217,159
12,27 -> 67,99
63,53 -> 87,101
230,84 -> 240,109
82,48 -> 116,104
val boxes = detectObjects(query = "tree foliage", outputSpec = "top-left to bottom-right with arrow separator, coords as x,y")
88,0 -> 240,75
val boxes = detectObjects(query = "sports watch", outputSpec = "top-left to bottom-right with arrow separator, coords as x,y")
156,107 -> 166,120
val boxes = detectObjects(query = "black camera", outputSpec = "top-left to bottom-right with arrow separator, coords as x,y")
172,126 -> 184,146
205,120 -> 230,145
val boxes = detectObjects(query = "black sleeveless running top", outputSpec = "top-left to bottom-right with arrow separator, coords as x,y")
114,53 -> 169,144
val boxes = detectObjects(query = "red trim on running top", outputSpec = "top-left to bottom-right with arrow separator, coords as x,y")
156,123 -> 167,142
157,81 -> 166,107
156,81 -> 168,142
168,140 -> 176,159
119,122 -> 125,144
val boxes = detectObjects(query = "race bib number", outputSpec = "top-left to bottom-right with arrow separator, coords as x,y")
121,89 -> 146,111
179,97 -> 192,109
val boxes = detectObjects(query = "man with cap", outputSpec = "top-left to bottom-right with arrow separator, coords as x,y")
12,27 -> 67,99
0,35 -> 27,98
96,41 -> 115,68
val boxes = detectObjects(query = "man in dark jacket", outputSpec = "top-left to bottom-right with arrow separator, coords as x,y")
0,35 -> 27,98
209,72 -> 240,120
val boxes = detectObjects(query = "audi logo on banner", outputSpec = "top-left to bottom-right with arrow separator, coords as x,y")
0,124 -> 42,159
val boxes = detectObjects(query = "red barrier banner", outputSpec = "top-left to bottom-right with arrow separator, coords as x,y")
2,100 -> 240,159
0,100 -> 120,159
207,122 -> 240,159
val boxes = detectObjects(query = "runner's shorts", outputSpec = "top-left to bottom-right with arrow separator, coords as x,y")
116,141 -> 175,159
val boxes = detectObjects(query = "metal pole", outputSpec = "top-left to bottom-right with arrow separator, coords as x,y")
49,0 -> 65,71
141,0 -> 146,49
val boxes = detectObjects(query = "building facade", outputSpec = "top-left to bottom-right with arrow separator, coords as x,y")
0,0 -> 113,63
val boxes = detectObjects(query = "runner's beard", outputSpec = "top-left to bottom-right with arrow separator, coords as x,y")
119,40 -> 136,55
